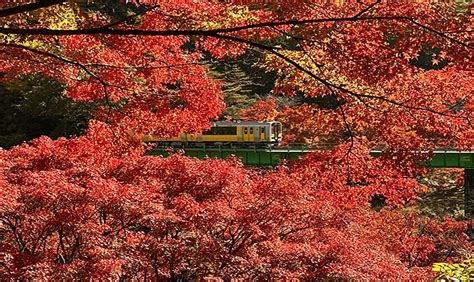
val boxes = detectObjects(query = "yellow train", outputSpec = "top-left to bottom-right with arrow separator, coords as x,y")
144,121 -> 282,146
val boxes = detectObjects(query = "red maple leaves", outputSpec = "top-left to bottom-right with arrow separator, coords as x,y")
0,137 -> 470,280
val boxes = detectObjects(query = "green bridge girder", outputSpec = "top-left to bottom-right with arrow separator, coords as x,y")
147,146 -> 474,168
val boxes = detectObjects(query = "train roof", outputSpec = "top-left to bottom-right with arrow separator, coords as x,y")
212,121 -> 280,126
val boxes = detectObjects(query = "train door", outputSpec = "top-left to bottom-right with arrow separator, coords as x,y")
243,127 -> 249,141
250,127 -> 255,142
243,127 -> 255,142
274,122 -> 282,141
259,127 -> 266,142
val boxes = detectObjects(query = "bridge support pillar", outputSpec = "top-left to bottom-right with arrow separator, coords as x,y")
465,169 -> 473,239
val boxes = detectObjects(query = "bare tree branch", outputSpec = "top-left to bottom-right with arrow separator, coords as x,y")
0,16 -> 409,36
407,19 -> 472,50
0,15 -> 470,50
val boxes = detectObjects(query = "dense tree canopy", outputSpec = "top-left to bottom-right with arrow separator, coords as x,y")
0,136 -> 470,279
0,0 -> 472,280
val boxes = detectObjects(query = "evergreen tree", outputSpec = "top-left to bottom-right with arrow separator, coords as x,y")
0,75 -> 95,148
207,49 -> 277,119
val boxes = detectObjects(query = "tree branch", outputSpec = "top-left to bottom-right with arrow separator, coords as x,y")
0,42 -> 118,119
0,16 -> 409,36
211,34 -> 471,123
0,7 -> 470,125
353,0 -> 382,18
0,0 -> 66,18
0,12 -> 470,50
407,19 -> 472,50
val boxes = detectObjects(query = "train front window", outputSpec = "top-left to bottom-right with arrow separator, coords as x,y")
276,123 -> 282,138
202,126 -> 237,135
272,123 -> 282,139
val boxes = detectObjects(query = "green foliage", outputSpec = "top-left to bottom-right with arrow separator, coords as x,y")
0,75 -> 94,148
417,169 -> 465,220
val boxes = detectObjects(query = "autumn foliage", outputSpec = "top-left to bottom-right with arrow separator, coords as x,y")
0,134 -> 470,280
0,0 -> 473,280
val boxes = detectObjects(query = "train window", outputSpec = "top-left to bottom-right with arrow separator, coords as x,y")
202,126 -> 237,135
244,128 -> 248,134
250,128 -> 254,134
260,127 -> 265,134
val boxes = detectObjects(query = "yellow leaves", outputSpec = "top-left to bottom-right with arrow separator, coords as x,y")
201,21 -> 221,30
227,6 -> 254,21
0,33 -> 45,49
20,39 -> 44,49
38,4 -> 78,30
433,257 -> 474,281
402,49 -> 417,61
0,33 -> 17,44
261,48 -> 379,99
199,6 -> 258,30
0,2 -> 77,50
0,1 -> 79,30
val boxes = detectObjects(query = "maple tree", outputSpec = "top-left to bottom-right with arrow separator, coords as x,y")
0,0 -> 473,280
0,136 -> 470,280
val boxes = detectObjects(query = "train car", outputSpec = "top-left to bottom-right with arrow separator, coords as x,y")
144,121 -> 282,146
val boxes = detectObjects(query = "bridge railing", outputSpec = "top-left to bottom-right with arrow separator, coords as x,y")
147,143 -> 474,168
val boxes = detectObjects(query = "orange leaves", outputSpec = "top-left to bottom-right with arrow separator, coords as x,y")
276,104 -> 344,145
248,2 -> 472,151
291,142 -> 424,207
0,0 -> 471,150
0,4 -> 232,138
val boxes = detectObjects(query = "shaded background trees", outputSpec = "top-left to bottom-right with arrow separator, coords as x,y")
0,75 -> 94,148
